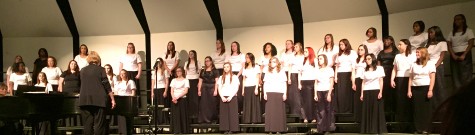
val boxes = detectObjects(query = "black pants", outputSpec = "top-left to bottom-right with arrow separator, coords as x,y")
382,66 -> 396,121
432,65 -> 446,112
198,83 -> 218,123
80,106 -> 108,135
219,96 -> 239,132
300,80 -> 315,121
128,71 -> 141,106
451,52 -> 473,90
412,86 -> 432,132
153,88 -> 168,124
353,78 -> 363,122
336,72 -> 353,113
187,79 -> 200,122
232,71 -> 244,114
171,98 -> 189,134
316,91 -> 336,133
287,73 -> 302,116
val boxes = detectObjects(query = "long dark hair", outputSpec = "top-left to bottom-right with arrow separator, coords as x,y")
204,56 -> 216,70
453,14 -> 468,36
365,54 -> 378,71
323,34 -> 335,52
285,40 -> 294,52
217,39 -> 226,56
414,20 -> 426,33
38,48 -> 48,58
426,26 -> 447,47
221,63 -> 233,84
245,53 -> 256,68
12,62 -> 26,74
154,58 -> 166,78
338,39 -> 352,56
366,27 -> 377,39
400,39 -> 412,57
231,41 -> 241,55
356,44 -> 369,63
65,60 -> 80,76
318,54 -> 328,68
166,41 -> 176,59
263,42 -> 277,56
186,50 -> 199,72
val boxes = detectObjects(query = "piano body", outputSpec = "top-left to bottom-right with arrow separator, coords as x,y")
0,93 -> 138,135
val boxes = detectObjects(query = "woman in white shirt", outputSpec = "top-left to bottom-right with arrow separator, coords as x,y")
317,34 -> 339,67
391,39 -> 416,124
280,40 -> 295,73
259,42 -> 278,113
164,41 -> 180,78
74,44 -> 89,70
287,42 -> 304,117
299,47 -> 317,123
6,55 -> 30,88
409,21 -> 428,52
448,14 -> 474,90
119,43 -> 142,99
363,27 -> 384,56
242,53 -> 262,124
408,47 -> 435,134
8,62 -> 32,95
218,63 -> 240,134
41,56 -> 62,86
169,67 -> 190,134
151,58 -> 169,125
425,26 -> 448,112
35,72 -> 53,93
360,54 -> 387,134
314,54 -> 336,134
351,44 -> 368,123
184,50 -> 201,122
335,39 -> 357,113
263,57 -> 287,134
104,64 -> 117,90
226,41 -> 245,114
212,39 -> 228,75
114,69 -> 136,135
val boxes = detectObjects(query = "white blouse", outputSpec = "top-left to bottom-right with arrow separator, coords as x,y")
41,67 -> 62,85
242,66 -> 260,87
226,53 -> 245,72
300,58 -> 317,80
9,73 -> 32,90
315,67 -> 334,91
114,80 -> 136,96
120,54 -> 142,71
280,51 -> 295,72
35,82 -> 53,92
163,52 -> 179,70
289,55 -> 304,73
393,54 -> 417,77
263,70 -> 287,93
448,28 -> 475,53
151,70 -> 169,89
170,78 -> 190,98
217,75 -> 240,97
317,46 -> 339,67
411,62 -> 436,86
107,74 -> 117,89
212,52 -> 229,69
362,66 -> 385,91
427,41 -> 448,65
409,32 -> 428,49
259,56 -> 271,73
6,66 -> 30,76
354,59 -> 366,78
363,40 -> 384,56
74,55 -> 89,70
335,50 -> 357,72
184,61 -> 201,79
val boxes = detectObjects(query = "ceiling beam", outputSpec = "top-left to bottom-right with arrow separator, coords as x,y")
377,0 -> 389,38
56,0 -> 79,58
129,0 -> 151,91
203,0 -> 223,40
286,0 -> 304,46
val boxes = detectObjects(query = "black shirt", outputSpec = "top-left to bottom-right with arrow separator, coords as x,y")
60,71 -> 80,93
377,49 -> 399,70
200,69 -> 219,84
79,64 -> 112,107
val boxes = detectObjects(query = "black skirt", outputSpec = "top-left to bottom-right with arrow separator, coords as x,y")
171,98 -> 189,134
300,80 -> 315,121
232,71 -> 244,114
316,91 -> 336,132
265,92 -> 287,132
382,67 -> 396,118
395,77 -> 412,122
243,86 -> 262,124
287,73 -> 302,116
353,78 -> 363,122
412,86 -> 432,132
198,83 -> 218,123
219,96 -> 239,132
336,72 -> 353,113
360,90 -> 387,134
153,88 -> 168,124
187,79 -> 199,120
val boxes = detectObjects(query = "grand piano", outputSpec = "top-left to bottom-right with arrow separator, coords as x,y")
0,93 -> 138,135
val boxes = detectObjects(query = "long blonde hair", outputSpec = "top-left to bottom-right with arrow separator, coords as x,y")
416,47 -> 429,67
268,57 -> 281,73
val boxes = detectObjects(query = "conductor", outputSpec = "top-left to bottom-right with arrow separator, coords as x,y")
79,51 -> 116,135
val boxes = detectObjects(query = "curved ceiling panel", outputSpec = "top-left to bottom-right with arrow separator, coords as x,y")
0,0 -> 70,37
219,0 -> 292,29
386,0 -> 473,14
302,0 -> 380,23
142,0 -> 214,33
70,0 -> 143,36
